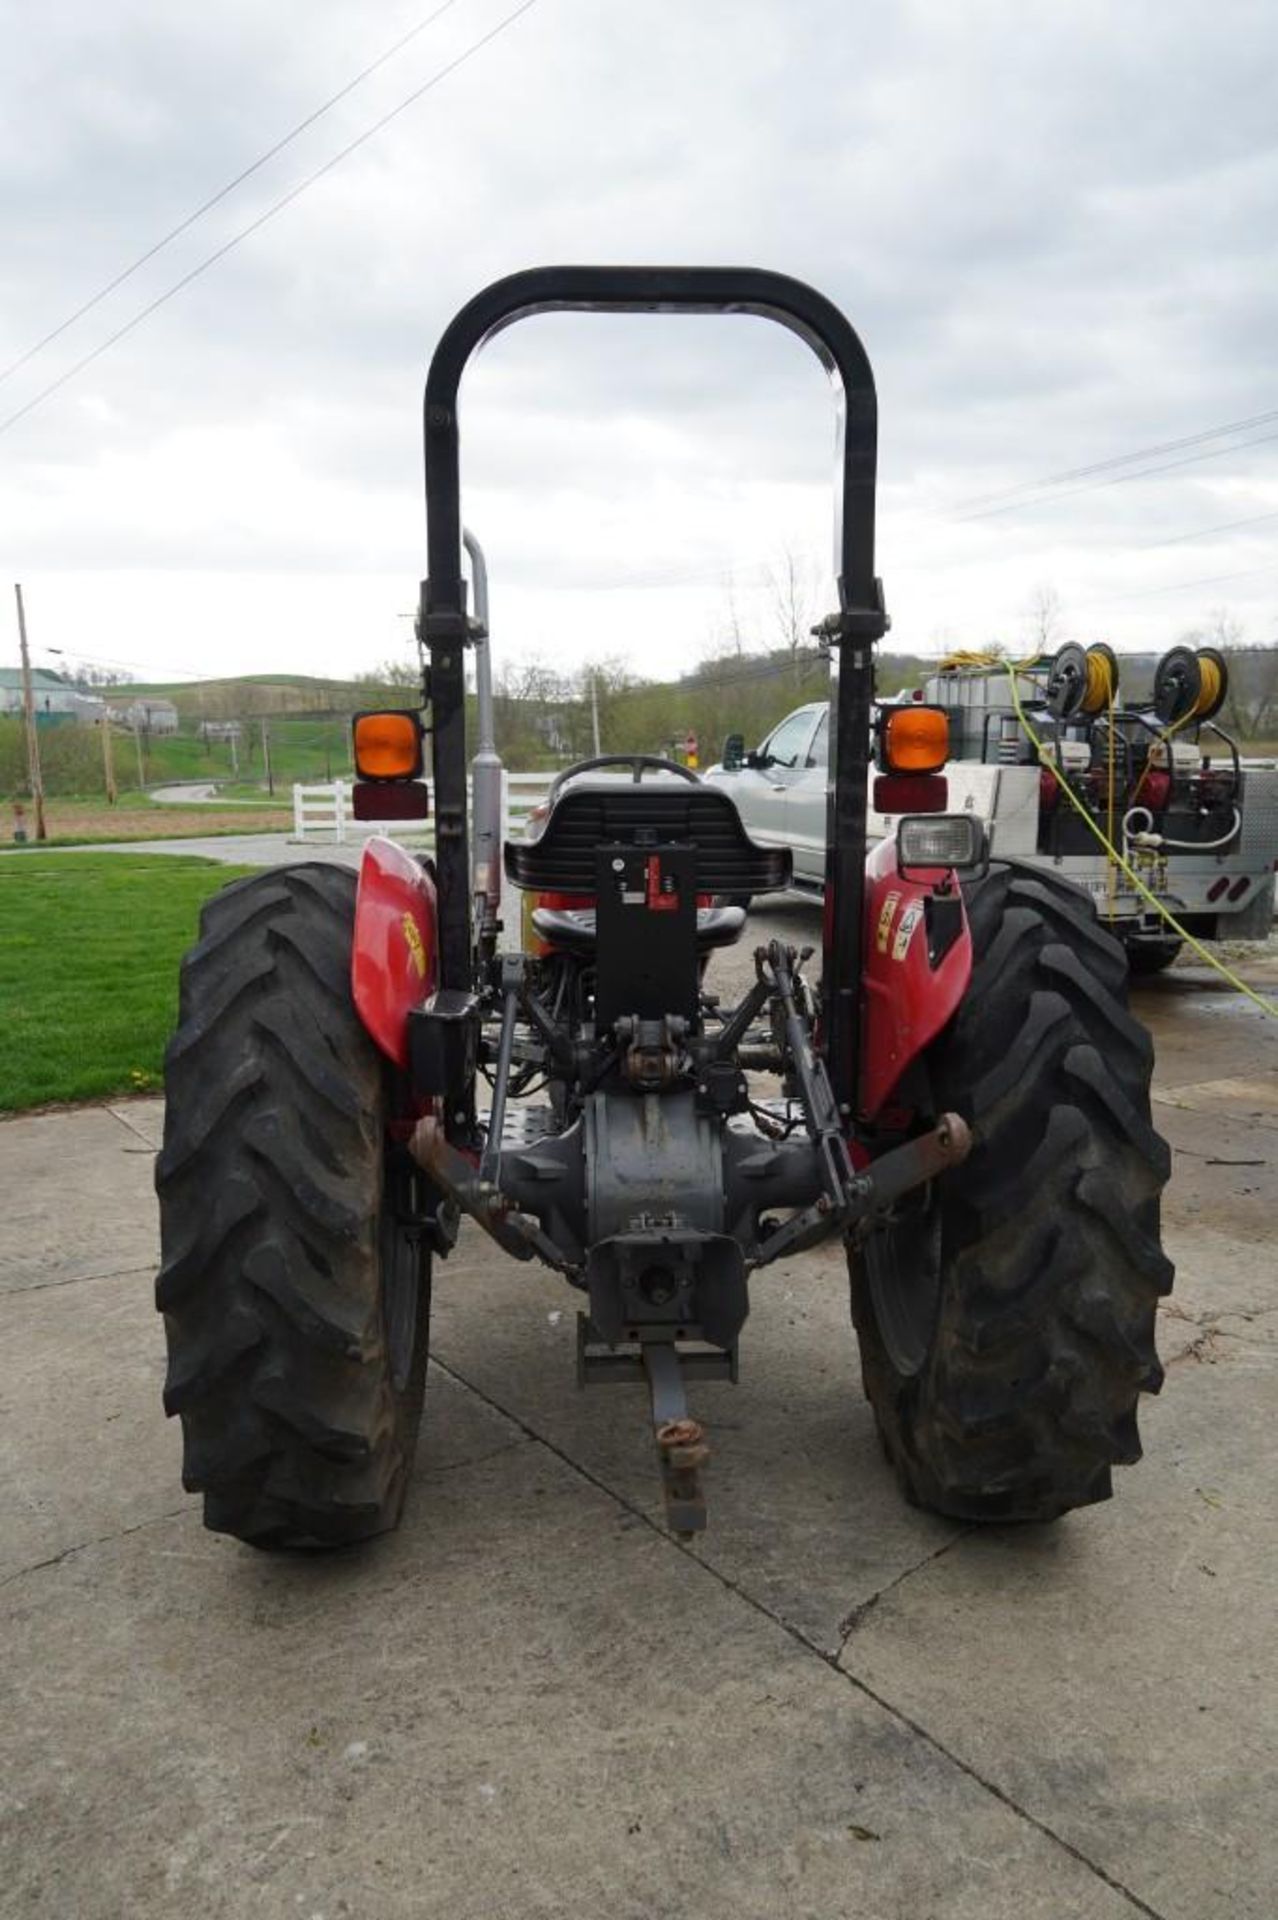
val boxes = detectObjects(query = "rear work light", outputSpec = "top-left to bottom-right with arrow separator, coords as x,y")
878,703 -> 949,774
353,709 -> 425,781
897,813 -> 988,877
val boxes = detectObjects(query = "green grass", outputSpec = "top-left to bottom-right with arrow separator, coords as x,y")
116,715 -> 356,789
0,853 -> 257,1112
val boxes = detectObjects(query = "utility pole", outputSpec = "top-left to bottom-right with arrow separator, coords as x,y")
260,717 -> 273,796
590,671 -> 601,756
229,725 -> 239,777
100,713 -> 117,804
133,715 -> 145,789
13,584 -> 47,841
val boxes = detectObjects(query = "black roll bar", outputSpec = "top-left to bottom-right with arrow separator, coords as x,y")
420,265 -> 888,1117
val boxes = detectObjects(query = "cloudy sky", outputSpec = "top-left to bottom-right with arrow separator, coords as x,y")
3,0 -> 1277,688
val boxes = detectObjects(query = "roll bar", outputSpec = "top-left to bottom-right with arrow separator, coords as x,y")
420,266 -> 888,1115
422,264 -> 884,632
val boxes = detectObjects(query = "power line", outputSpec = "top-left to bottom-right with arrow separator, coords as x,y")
1133,505 -> 1278,552
0,0 -> 468,389
952,422 -> 1278,525
0,0 -> 542,441
950,403 -> 1278,516
1078,554 -> 1278,609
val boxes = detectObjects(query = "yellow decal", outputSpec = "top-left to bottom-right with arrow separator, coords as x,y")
401,910 -> 427,979
892,900 -> 924,962
876,890 -> 902,955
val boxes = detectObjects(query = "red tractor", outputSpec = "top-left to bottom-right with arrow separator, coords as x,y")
156,268 -> 1172,1546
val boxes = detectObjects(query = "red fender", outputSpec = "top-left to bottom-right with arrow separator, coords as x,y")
858,834 -> 973,1121
351,836 -> 439,1069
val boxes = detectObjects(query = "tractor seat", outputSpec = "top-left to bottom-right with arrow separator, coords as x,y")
532,903 -> 746,958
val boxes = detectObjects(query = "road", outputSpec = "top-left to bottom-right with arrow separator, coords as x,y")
1,879 -> 1275,1918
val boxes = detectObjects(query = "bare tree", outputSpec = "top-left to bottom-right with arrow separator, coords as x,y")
1180,608 -> 1278,742
766,549 -> 818,682
1023,584 -> 1065,656
720,567 -> 749,656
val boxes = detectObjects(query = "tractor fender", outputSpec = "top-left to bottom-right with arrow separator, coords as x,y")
351,836 -> 438,1069
858,834 -> 973,1121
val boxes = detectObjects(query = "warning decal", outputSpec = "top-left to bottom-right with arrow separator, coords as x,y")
876,890 -> 902,954
892,900 -> 924,962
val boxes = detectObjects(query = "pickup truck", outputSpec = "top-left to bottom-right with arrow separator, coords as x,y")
703,701 -> 829,891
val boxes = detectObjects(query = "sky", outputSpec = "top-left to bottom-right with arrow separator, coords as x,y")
3,0 -> 1278,689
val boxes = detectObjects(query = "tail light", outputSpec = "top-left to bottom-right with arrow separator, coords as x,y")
873,773 -> 947,814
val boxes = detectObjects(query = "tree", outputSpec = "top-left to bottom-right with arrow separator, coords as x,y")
1023,584 -> 1065,656
353,657 -> 421,691
766,549 -> 819,682
1179,609 -> 1278,742
69,662 -> 134,688
714,567 -> 750,657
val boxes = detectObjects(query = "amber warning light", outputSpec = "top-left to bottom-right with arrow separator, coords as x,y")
352,710 -> 424,781
878,703 -> 949,775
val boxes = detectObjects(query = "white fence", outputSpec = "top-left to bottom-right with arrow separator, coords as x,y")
291,770 -> 552,846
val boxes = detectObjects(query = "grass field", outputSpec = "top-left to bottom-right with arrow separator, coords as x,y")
0,853 -> 256,1112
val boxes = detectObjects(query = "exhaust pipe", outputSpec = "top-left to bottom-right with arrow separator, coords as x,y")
464,526 -> 504,959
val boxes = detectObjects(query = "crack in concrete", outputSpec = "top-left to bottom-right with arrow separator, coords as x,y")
0,1502 -> 195,1593
1,1263 -> 155,1300
420,1436 -> 530,1478
104,1105 -> 162,1150
429,1352 -> 1169,1920
835,1529 -> 969,1648
1159,1299 -> 1277,1367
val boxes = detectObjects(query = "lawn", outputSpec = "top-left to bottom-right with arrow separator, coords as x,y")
0,853 -> 257,1112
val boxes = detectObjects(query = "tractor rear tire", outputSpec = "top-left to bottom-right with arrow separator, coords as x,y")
849,860 -> 1172,1522
155,863 -> 431,1549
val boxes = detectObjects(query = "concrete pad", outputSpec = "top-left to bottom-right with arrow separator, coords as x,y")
0,1266 -> 179,1577
0,1105 -> 158,1293
1136,979 -> 1278,1092
840,1366 -> 1278,1920
1,1372 -> 1138,1920
1154,1072 -> 1278,1131
2,891 -> 1276,1917
1157,1107 -> 1276,1250
432,1231 -> 961,1657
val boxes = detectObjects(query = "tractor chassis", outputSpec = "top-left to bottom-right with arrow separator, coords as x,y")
408,939 -> 971,1533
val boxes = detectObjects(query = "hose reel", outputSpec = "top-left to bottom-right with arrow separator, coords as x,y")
1043,642 -> 1119,719
1152,645 -> 1228,726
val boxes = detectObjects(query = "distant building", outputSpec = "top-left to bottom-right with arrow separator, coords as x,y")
114,697 -> 180,734
0,666 -> 106,725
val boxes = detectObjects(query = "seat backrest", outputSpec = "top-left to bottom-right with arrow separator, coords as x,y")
505,783 -> 793,895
